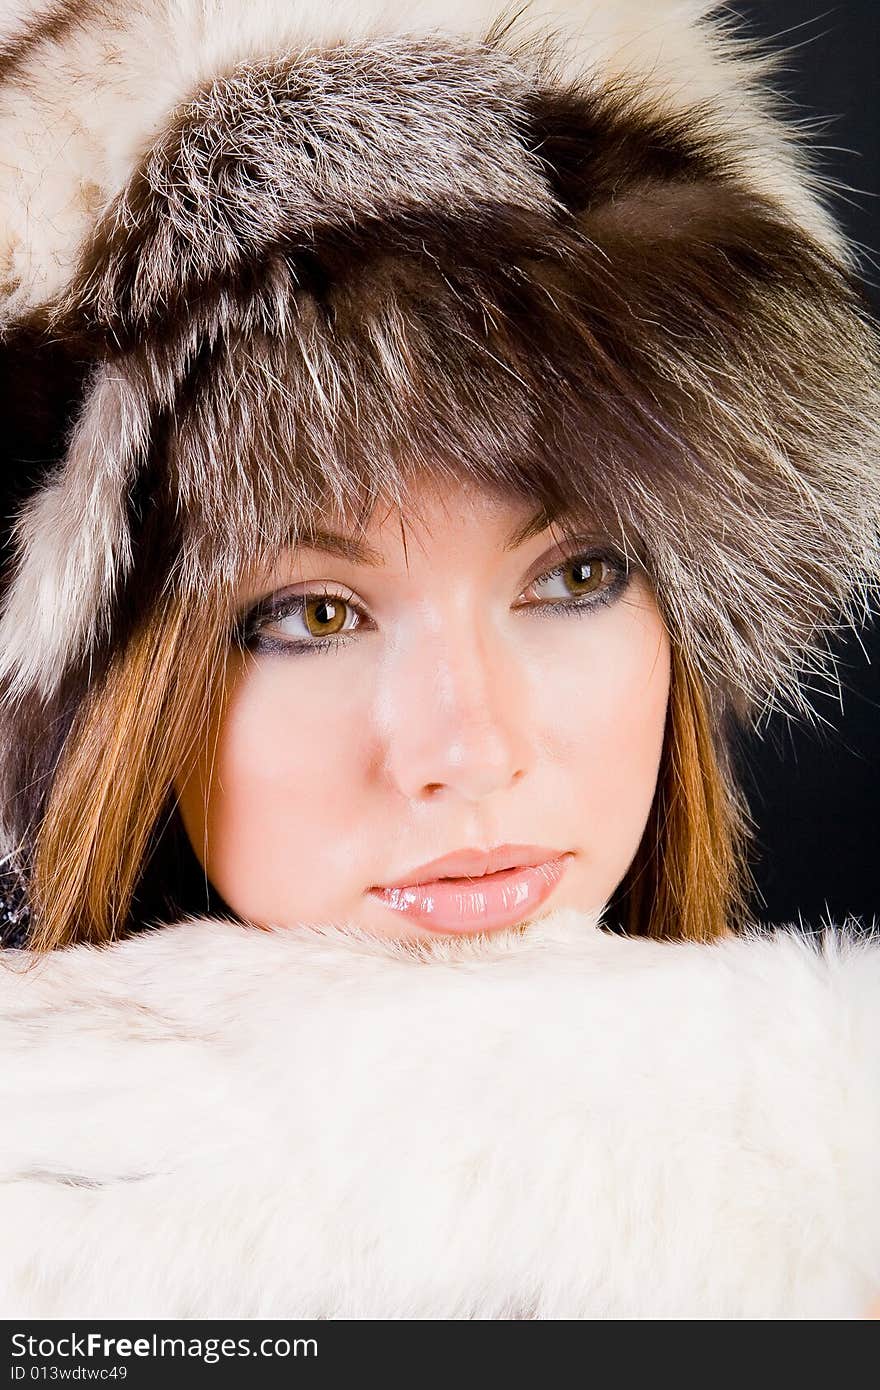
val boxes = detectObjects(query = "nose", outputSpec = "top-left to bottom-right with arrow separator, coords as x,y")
379,613 -> 532,803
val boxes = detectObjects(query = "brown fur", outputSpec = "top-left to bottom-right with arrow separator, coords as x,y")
22,46 -> 872,730
0,1 -> 95,85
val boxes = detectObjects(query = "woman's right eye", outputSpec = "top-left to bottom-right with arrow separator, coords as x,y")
239,589 -> 366,654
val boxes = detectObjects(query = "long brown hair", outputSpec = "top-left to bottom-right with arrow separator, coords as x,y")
25,589 -> 234,953
610,642 -> 755,941
21,565 -> 755,954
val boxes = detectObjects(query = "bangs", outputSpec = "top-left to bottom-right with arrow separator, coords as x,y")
153,203 -> 648,596
125,174 -> 880,727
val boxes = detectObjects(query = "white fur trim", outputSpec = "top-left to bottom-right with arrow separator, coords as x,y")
1,906 -> 878,1318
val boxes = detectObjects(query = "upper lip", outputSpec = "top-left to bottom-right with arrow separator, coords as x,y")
377,845 -> 568,889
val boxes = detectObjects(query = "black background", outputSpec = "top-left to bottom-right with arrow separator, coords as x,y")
729,1 -> 879,927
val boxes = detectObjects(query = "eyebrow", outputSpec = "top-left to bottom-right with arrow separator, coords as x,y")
503,504 -> 559,552
297,506 -> 556,567
296,529 -> 386,566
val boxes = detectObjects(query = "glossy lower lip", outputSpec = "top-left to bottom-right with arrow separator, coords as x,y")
367,854 -> 574,935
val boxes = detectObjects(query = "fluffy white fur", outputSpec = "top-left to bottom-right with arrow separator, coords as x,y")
1,905 -> 879,1319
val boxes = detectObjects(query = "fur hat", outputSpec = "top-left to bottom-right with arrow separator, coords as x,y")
0,4 -> 878,813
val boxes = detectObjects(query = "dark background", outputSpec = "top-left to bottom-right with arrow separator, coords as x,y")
729,1 -> 879,928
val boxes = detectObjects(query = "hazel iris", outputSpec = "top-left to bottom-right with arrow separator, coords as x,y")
565,558 -> 604,595
305,597 -> 348,636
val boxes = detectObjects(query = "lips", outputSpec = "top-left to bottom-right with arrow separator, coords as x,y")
377,844 -> 568,890
368,845 -> 575,936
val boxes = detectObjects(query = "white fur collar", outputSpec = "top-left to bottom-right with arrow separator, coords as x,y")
1,907 -> 879,1318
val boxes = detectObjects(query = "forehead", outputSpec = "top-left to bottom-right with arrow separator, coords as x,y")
291,475 -> 562,554
232,474 -> 619,601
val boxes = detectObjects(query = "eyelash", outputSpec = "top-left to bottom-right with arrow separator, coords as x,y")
236,546 -> 632,657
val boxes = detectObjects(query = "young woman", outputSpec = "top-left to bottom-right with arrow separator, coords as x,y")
0,0 -> 878,1318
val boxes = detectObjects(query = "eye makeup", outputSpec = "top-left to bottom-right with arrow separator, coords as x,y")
232,539 -> 634,657
233,583 -> 369,657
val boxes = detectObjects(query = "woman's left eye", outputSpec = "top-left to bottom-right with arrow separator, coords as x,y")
520,550 -> 627,610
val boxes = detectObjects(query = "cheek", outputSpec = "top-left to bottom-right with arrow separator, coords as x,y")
176,657 -> 369,920
535,598 -> 670,878
175,589 -> 672,927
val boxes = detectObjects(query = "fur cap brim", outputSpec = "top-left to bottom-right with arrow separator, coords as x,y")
0,0 -> 877,725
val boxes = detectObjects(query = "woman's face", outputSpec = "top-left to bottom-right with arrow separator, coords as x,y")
175,476 -> 671,940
